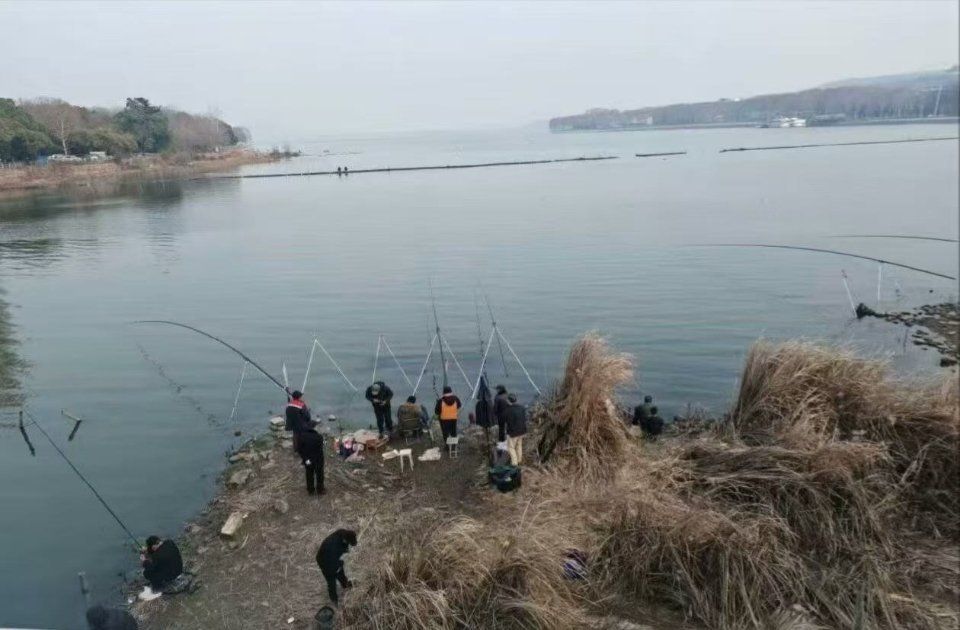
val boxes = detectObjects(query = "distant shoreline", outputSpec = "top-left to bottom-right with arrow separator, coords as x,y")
0,149 -> 294,197
550,116 -> 960,134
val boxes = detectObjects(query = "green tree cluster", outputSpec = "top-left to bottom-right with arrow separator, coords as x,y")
0,98 -> 58,162
114,97 -> 172,153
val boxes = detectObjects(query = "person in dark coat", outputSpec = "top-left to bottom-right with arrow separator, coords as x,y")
493,384 -> 510,442
435,386 -> 462,441
285,390 -> 313,452
141,536 -> 183,591
297,428 -> 325,495
86,605 -> 138,630
365,381 -> 394,438
316,528 -> 358,604
632,395 -> 653,429
503,393 -> 528,466
645,406 -> 665,439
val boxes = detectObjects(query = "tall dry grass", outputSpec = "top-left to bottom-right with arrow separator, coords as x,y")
537,333 -> 634,482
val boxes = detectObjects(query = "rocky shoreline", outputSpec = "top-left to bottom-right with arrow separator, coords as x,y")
861,301 -> 959,366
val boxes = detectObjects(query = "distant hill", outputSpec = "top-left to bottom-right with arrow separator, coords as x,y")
550,67 -> 959,132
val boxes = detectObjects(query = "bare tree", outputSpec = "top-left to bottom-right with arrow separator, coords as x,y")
20,98 -> 86,155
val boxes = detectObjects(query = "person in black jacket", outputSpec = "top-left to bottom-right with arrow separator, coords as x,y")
298,427 -> 325,495
285,390 -> 313,452
503,393 -> 528,466
493,384 -> 510,442
86,605 -> 138,630
316,528 -> 358,604
646,406 -> 665,439
141,536 -> 183,591
365,381 -> 394,438
632,395 -> 653,429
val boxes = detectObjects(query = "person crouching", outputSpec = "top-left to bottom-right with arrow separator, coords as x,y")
316,528 -> 357,605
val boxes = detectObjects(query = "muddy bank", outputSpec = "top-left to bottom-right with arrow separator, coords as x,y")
0,149 -> 290,197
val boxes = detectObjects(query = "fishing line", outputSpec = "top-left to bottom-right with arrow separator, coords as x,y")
22,409 -> 141,549
429,281 -> 449,389
412,334 -> 437,396
381,336 -> 414,389
228,361 -> 248,423
691,243 -> 955,280
132,320 -> 287,393
831,234 -> 959,243
438,334 -> 473,392
371,335 -> 382,385
482,292 -> 510,377
496,328 -> 543,396
137,343 -> 220,426
840,270 -> 858,316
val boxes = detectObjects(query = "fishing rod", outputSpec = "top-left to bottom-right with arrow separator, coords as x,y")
831,234 -> 958,243
429,282 -> 449,389
482,292 -> 510,377
132,320 -> 288,393
691,244 -> 956,280
22,409 -> 142,550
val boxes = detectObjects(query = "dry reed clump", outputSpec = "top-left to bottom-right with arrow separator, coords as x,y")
537,333 -> 634,481
339,514 -> 589,630
732,341 -> 960,538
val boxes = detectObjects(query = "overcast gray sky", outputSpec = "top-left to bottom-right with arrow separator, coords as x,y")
1,1 -> 957,142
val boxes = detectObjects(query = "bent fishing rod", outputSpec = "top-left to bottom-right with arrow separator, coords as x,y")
830,234 -> 959,244
132,320 -> 288,393
21,409 -> 142,550
691,244 -> 956,280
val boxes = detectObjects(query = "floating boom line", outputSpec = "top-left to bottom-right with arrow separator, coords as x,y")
691,243 -> 955,280
132,320 -> 287,392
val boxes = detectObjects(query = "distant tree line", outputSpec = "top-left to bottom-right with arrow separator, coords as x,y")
0,96 -> 249,163
550,70 -> 960,131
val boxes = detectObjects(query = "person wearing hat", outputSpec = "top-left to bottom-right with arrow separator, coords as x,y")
365,380 -> 394,438
503,393 -> 528,466
285,390 -> 313,452
434,385 -> 462,441
493,384 -> 510,442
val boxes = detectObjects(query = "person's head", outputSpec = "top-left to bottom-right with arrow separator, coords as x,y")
442,386 -> 452,395
507,393 -> 518,404
145,535 -> 161,551
338,528 -> 358,548
495,384 -> 507,395
406,395 -> 416,404
291,390 -> 303,401
371,383 -> 381,394
644,395 -> 653,403
650,406 -> 658,415
86,605 -> 108,629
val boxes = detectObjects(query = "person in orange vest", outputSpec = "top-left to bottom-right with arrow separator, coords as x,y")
434,385 -> 462,441
285,390 -> 313,452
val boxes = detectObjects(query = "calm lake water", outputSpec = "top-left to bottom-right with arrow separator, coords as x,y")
1,124 -> 957,628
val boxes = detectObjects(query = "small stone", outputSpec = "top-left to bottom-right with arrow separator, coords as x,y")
281,440 -> 294,450
272,499 -> 289,515
260,461 -> 276,471
234,430 -> 242,437
228,452 -> 253,464
220,512 -> 245,538
197,546 -> 208,555
228,469 -> 253,487
269,416 -> 285,431
940,357 -> 958,367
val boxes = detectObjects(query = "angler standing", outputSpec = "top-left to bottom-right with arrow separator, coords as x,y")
493,384 -> 510,442
365,381 -> 394,438
435,386 -> 462,441
503,393 -> 528,466
297,426 -> 325,495
285,390 -> 313,452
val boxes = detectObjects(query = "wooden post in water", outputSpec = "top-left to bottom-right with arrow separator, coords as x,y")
78,571 -> 91,607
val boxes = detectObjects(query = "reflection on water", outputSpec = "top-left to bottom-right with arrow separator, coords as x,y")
0,288 -> 25,410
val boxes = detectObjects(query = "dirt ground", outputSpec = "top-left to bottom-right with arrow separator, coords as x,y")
135,423 -> 506,629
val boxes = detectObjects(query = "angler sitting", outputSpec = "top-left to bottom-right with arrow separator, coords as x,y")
140,535 -> 183,596
645,406 -> 665,439
632,395 -> 653,429
396,395 -> 428,439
